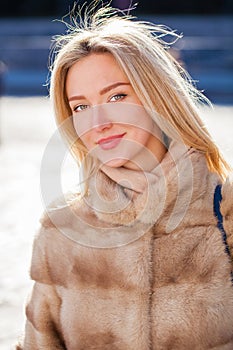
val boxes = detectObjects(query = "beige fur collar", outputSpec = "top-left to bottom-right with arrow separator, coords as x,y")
43,141 -> 222,248
87,140 -> 220,228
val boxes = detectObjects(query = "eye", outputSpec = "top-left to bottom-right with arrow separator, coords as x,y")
73,104 -> 89,113
109,93 -> 127,102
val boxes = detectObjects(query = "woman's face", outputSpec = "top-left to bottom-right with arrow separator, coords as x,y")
66,52 -> 166,170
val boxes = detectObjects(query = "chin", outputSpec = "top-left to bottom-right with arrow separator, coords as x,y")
103,158 -> 128,168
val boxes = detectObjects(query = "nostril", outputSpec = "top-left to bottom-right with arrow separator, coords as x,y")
94,121 -> 113,132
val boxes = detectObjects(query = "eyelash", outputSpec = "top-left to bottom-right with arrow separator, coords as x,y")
73,104 -> 88,113
109,93 -> 127,102
73,93 -> 127,113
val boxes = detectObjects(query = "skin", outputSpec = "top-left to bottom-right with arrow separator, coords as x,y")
66,52 -> 167,171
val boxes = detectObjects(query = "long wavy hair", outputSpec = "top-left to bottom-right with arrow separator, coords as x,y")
49,4 -> 230,192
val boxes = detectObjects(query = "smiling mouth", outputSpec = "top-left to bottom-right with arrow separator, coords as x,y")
97,133 -> 126,150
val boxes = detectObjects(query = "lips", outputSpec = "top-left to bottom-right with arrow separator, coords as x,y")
97,133 -> 126,150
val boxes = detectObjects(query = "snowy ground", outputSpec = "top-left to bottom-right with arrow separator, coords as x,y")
0,97 -> 232,349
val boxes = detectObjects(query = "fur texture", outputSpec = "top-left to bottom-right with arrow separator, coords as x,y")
16,146 -> 233,350
222,174 -> 233,268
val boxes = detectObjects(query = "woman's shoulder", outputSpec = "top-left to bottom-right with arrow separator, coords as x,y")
30,191 -> 85,283
39,190 -> 84,229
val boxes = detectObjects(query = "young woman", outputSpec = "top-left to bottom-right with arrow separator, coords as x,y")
17,5 -> 233,350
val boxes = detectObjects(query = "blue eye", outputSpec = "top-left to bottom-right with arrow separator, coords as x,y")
74,104 -> 89,113
109,93 -> 127,102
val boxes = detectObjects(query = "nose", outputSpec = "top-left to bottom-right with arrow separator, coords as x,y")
91,105 -> 113,132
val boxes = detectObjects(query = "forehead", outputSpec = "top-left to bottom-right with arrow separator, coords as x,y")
66,52 -> 129,93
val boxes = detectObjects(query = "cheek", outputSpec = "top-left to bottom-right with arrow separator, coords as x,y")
79,130 -> 94,150
128,126 -> 153,146
127,110 -> 162,148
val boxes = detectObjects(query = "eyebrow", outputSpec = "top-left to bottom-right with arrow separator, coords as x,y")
68,82 -> 130,102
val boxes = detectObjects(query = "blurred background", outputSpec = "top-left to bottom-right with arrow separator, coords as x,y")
0,1 -> 233,349
0,0 -> 233,101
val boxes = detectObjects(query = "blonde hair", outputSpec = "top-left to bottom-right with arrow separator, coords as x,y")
49,4 -> 230,188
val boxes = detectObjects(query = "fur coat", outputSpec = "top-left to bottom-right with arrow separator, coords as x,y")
16,142 -> 233,349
